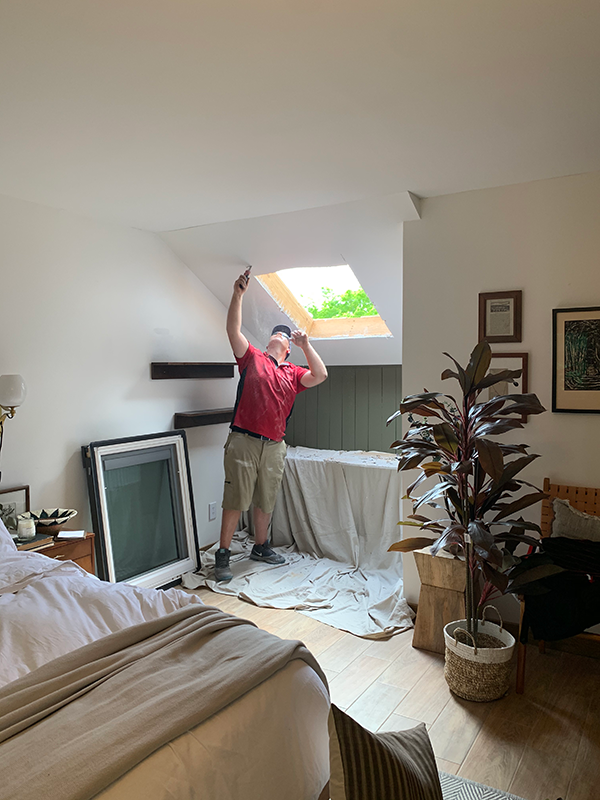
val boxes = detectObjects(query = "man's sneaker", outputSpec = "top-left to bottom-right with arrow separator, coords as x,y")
214,548 -> 233,582
250,542 -> 286,565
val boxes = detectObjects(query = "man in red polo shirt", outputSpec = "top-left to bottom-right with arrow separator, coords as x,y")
215,271 -> 328,581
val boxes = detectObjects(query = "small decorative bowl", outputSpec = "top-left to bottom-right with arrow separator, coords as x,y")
18,508 -> 78,535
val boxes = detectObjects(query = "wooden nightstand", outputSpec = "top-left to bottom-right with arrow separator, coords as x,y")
17,532 -> 95,574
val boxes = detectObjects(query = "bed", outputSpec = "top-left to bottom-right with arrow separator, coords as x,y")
0,520 -> 330,800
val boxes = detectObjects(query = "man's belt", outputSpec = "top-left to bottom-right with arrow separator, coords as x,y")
231,426 -> 280,443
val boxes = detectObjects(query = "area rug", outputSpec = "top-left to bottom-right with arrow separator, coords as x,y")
439,772 -> 527,800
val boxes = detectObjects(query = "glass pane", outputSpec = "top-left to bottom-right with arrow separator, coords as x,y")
103,452 -> 186,582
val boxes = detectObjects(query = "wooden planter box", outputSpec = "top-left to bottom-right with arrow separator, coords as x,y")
412,547 -> 466,654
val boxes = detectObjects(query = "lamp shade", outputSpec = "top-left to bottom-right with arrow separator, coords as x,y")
0,375 -> 27,408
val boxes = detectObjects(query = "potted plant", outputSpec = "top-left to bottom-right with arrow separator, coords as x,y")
387,340 -> 546,701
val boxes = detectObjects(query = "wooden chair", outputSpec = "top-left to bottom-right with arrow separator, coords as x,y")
516,477 -> 600,693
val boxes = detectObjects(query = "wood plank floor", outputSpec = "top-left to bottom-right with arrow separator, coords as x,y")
191,588 -> 600,800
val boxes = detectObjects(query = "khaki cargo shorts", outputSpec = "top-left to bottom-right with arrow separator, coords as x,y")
222,431 -> 287,513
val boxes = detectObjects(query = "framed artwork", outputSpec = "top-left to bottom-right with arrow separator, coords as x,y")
0,485 -> 30,534
479,291 -> 522,343
480,353 -> 529,422
553,306 -> 600,413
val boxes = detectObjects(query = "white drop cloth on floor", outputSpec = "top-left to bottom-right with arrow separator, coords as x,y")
182,447 -> 414,639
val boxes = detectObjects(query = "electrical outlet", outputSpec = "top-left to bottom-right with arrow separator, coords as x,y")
208,502 -> 217,521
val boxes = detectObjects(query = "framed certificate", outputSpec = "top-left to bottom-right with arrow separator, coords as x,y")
478,291 -> 522,343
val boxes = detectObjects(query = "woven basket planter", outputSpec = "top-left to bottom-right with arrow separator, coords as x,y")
443,608 -> 516,702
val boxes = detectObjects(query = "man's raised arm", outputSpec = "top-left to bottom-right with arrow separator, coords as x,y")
291,330 -> 328,388
226,273 -> 250,359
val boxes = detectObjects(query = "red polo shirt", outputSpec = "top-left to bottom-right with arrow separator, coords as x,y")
231,344 -> 309,441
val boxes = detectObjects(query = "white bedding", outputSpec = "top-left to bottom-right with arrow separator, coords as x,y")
0,524 -> 330,800
0,551 -> 205,687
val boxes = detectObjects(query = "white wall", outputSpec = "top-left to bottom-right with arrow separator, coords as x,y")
0,194 -> 236,548
402,171 -> 600,616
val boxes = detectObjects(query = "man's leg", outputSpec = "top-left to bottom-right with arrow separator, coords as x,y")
249,440 -> 287,565
220,509 -> 242,550
215,433 -> 258,582
214,508 -> 241,583
250,505 -> 286,565
252,505 -> 271,546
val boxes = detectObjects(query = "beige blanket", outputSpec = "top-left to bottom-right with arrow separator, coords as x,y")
0,604 -> 328,800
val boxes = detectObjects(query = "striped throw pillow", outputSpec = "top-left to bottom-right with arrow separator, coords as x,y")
329,705 -> 443,800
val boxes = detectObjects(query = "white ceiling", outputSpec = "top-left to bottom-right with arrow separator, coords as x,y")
2,1 -> 600,232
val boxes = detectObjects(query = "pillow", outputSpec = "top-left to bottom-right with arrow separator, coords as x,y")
328,704 -> 443,800
551,498 -> 600,542
0,517 -> 17,554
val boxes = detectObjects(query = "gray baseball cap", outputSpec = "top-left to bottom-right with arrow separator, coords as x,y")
271,325 -> 292,340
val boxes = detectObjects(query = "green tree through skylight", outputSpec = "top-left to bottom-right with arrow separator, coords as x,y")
306,287 -> 378,319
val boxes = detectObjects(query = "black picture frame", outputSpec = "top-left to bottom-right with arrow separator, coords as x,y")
552,306 -> 600,414
478,291 -> 522,343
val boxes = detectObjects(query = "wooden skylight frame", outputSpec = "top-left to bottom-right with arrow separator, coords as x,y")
257,272 -> 391,339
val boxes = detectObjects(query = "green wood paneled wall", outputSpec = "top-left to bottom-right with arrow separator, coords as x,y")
286,365 -> 402,453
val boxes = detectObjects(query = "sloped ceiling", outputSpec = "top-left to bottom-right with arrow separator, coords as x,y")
1,2 -> 600,231
160,193 -> 418,365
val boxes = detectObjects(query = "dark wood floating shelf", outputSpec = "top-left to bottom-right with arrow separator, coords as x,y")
174,408 -> 234,429
151,362 -> 235,380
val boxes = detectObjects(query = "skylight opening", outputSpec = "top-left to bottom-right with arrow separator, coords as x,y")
256,265 -> 392,340
277,265 -> 377,320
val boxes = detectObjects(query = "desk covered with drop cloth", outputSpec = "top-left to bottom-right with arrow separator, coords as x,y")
272,447 -> 404,570
189,446 -> 414,638
267,446 -> 414,637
